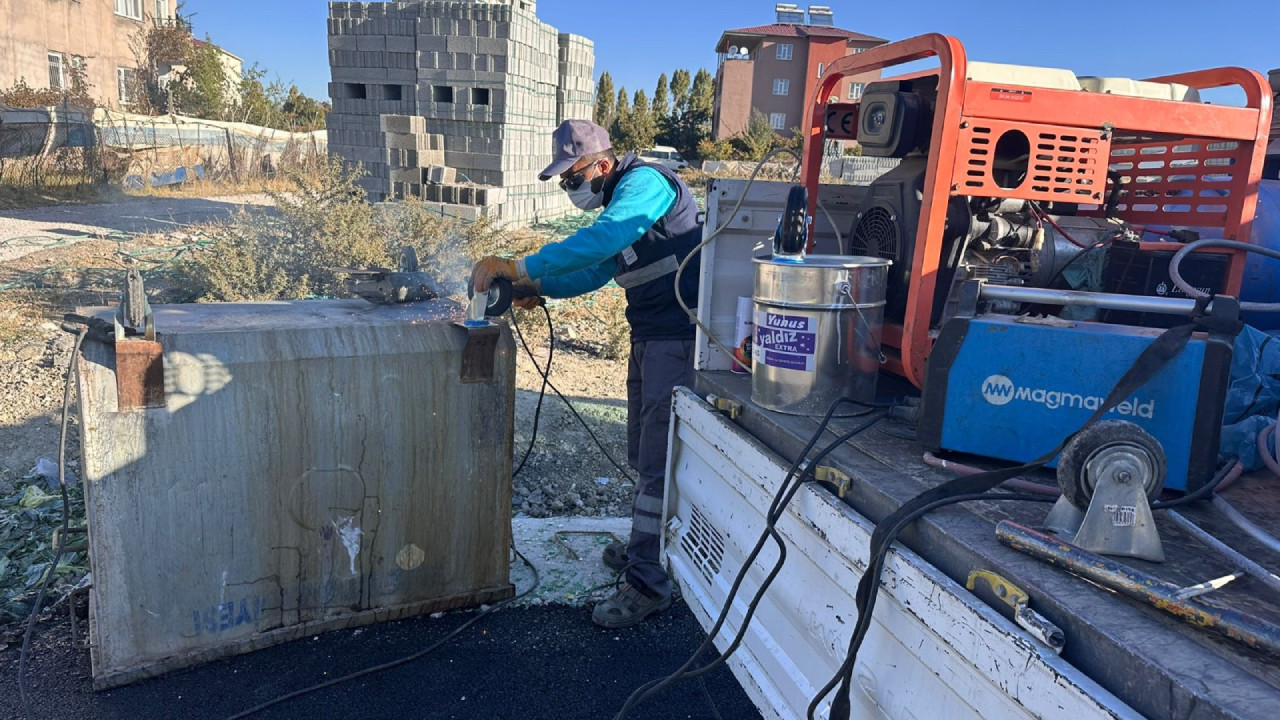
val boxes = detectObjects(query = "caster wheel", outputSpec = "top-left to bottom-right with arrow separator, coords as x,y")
1056,420 -> 1166,511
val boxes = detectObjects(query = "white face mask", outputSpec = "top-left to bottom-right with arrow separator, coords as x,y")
567,182 -> 604,210
564,162 -> 605,210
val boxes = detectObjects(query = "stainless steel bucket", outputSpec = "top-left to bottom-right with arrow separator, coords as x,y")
752,254 -> 890,415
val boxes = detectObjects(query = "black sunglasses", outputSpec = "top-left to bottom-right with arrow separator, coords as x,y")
558,163 -> 596,192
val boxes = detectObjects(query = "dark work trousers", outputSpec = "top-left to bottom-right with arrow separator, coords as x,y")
625,338 -> 695,600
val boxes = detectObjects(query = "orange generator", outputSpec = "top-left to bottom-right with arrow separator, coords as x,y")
798,34 -> 1274,387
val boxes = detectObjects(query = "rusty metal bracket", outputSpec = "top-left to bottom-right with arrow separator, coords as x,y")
459,323 -> 501,383
552,530 -> 624,562
966,570 -> 1066,654
112,268 -> 165,410
706,394 -> 743,420
813,465 -> 853,498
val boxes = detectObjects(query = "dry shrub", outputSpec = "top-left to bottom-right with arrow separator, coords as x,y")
173,157 -> 525,302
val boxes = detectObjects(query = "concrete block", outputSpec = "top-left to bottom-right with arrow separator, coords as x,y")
459,186 -> 476,205
476,187 -> 507,206
356,35 -> 386,52
329,35 -> 359,51
386,132 -> 419,151
390,167 -> 420,185
417,34 -> 447,53
446,35 -> 477,53
426,165 -> 456,184
386,35 -> 416,53
424,183 -> 442,202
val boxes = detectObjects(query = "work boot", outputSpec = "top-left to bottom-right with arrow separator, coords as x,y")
601,540 -> 629,572
591,582 -> 672,629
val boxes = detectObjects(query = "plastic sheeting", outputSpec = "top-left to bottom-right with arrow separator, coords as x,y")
1221,324 -> 1280,471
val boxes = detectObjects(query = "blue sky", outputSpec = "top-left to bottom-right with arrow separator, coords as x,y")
189,0 -> 1279,106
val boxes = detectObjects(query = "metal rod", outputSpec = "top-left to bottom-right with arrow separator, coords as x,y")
996,521 -> 1280,658
1166,511 -> 1280,597
979,285 -> 1205,315
1213,496 -> 1280,556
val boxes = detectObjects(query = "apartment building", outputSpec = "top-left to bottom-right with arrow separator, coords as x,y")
712,4 -> 886,140
0,0 -> 174,108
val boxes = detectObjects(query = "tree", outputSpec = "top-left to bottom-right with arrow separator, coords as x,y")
684,68 -> 716,155
593,72 -> 615,129
281,85 -> 327,131
652,73 -> 669,129
623,89 -> 657,152
669,69 -> 691,120
171,36 -> 235,119
735,110 -> 780,161
610,87 -> 632,150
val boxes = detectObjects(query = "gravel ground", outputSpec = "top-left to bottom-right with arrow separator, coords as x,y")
0,194 -> 274,263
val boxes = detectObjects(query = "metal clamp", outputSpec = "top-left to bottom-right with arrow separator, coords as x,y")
813,465 -> 852,498
706,394 -> 743,420
966,570 -> 1066,654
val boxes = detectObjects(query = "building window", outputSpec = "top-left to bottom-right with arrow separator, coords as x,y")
769,112 -> 786,130
115,0 -> 143,20
772,78 -> 789,96
473,88 -> 491,105
853,47 -> 867,54
154,0 -> 169,19
817,62 -> 825,78
849,82 -> 865,99
48,53 -> 65,90
433,86 -> 454,103
117,67 -> 137,105
776,43 -> 793,61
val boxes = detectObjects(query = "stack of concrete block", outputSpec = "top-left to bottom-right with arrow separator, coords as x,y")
557,33 -> 595,124
326,1 -> 595,226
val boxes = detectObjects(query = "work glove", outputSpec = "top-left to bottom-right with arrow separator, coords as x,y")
471,255 -> 521,293
512,278 -> 544,310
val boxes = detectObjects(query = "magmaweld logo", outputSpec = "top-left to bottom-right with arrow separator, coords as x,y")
981,375 -> 1015,406
980,374 -> 1154,418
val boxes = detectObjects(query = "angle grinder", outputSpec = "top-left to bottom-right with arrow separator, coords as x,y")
465,276 -> 543,324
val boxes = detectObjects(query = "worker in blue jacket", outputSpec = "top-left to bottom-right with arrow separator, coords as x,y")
472,119 -> 702,628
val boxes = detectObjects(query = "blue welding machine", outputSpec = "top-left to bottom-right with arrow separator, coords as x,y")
919,313 -> 1234,492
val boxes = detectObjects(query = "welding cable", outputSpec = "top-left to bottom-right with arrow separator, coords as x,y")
1213,495 -> 1280,556
1150,459 -> 1242,509
507,303 -> 636,484
614,397 -> 885,720
1258,417 -> 1280,478
1169,239 -> 1280,313
508,305 -> 553,477
1164,510 -> 1280,598
672,147 -> 804,366
920,452 -> 1061,497
18,323 -> 87,720
806,491 -> 1058,720
226,542 -> 541,720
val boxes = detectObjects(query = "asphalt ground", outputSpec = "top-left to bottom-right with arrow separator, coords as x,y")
1,518 -> 762,720
1,602 -> 761,720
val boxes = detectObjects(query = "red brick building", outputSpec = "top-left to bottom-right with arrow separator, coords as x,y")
712,4 -> 886,140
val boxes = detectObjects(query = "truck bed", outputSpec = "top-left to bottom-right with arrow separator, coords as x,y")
693,369 -> 1280,720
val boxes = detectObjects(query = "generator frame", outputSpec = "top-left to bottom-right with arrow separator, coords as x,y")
799,33 -> 1274,387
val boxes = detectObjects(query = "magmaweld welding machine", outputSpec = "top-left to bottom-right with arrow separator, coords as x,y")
919,282 -> 1239,494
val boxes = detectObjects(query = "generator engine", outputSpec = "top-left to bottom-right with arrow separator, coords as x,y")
848,77 -> 1150,327
849,155 -> 1125,325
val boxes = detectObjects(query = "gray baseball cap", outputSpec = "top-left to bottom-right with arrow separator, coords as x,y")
538,119 -> 612,181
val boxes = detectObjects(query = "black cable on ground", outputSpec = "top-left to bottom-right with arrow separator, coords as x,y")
1151,457 -> 1238,509
508,303 -> 636,485
18,324 -> 86,720
807,491 -> 1057,720
615,398 -> 885,719
227,545 -> 541,720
